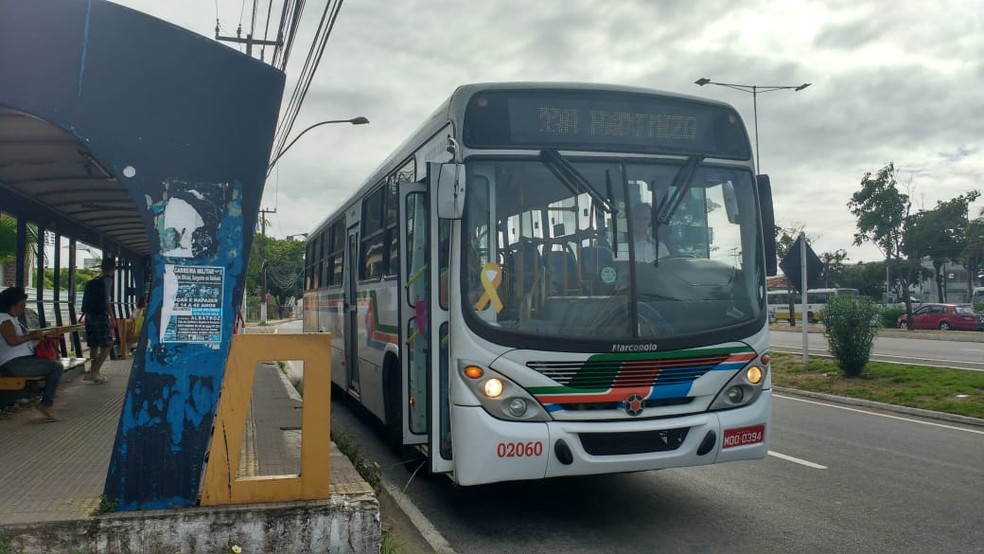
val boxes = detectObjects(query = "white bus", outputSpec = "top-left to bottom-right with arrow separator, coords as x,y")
304,83 -> 776,485
767,287 -> 859,323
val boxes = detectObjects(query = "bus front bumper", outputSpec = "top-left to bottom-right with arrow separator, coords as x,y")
451,389 -> 771,486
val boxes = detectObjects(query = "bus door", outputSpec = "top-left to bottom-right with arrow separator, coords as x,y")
398,183 -> 429,447
398,169 -> 454,474
428,164 -> 453,474
344,227 -> 361,395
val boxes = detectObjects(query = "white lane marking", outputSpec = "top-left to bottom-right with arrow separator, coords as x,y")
768,451 -> 827,469
775,394 -> 984,435
379,478 -> 457,554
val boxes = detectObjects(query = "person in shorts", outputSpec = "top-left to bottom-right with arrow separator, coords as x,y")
84,257 -> 117,383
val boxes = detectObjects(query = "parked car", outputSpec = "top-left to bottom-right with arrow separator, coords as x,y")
896,303 -> 983,331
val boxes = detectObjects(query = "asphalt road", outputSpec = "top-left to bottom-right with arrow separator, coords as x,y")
770,329 -> 984,371
331,391 -> 984,554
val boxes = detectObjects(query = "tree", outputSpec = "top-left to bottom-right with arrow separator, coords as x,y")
838,260 -> 891,299
819,249 -> 849,288
847,162 -> 920,328
907,191 -> 980,301
246,235 -> 305,315
960,210 -> 984,294
0,212 -> 39,286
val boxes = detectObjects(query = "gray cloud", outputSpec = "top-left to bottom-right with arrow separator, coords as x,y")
116,0 -> 984,261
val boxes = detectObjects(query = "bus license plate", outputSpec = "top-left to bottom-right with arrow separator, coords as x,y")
722,425 -> 765,448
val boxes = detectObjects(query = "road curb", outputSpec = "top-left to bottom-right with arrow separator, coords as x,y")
773,386 -> 984,428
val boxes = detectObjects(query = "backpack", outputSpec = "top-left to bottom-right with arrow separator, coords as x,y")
82,276 -> 107,315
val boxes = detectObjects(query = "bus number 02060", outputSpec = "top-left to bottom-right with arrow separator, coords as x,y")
497,441 -> 543,458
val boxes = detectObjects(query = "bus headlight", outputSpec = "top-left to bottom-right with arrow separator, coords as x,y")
484,378 -> 504,398
709,362 -> 768,411
746,366 -> 764,384
459,362 -> 551,422
507,398 -> 528,417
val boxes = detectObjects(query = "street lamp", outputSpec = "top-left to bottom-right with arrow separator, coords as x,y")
694,78 -> 810,171
267,116 -> 369,174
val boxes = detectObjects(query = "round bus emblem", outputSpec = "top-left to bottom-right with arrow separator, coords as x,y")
624,394 -> 644,416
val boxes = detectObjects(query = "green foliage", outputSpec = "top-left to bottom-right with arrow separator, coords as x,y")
247,235 -> 306,306
879,306 -> 905,328
42,267 -> 99,291
332,430 -> 382,491
91,494 -> 119,516
821,295 -> 881,377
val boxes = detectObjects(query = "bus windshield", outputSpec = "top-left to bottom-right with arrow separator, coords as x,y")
461,157 -> 764,344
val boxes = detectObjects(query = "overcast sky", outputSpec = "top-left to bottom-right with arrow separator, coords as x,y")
113,0 -> 983,263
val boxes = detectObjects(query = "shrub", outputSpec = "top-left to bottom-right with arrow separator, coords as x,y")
879,306 -> 905,328
822,295 -> 881,377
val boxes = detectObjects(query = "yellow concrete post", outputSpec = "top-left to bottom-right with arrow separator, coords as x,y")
199,333 -> 331,506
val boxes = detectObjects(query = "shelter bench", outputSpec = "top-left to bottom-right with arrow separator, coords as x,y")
0,357 -> 87,391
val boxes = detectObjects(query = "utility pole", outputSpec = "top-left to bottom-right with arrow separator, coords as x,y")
214,0 -> 280,58
258,207 -> 277,236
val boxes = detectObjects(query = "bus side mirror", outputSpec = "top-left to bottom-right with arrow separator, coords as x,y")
757,174 -> 777,276
434,162 -> 466,219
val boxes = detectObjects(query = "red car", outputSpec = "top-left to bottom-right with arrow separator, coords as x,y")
897,303 -> 982,331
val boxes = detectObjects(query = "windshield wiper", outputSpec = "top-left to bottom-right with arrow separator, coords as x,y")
540,149 -> 617,215
654,155 -> 703,227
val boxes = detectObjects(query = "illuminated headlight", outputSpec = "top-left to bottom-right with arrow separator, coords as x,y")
507,398 -> 528,417
709,361 -> 769,411
458,362 -> 551,422
746,366 -> 764,384
484,378 -> 504,398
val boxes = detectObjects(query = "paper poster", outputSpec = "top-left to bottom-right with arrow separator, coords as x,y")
161,264 -> 224,344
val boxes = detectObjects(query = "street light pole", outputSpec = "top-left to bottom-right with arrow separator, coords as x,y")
694,78 -> 810,171
267,116 -> 369,175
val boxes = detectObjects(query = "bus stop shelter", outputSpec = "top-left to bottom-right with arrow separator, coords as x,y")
0,0 -> 285,510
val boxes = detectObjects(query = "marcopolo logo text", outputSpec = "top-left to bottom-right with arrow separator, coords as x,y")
611,343 -> 659,352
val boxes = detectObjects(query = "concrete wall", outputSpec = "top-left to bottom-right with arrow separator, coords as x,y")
0,497 -> 380,554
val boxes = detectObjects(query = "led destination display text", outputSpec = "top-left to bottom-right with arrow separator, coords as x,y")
463,90 -> 751,158
536,107 -> 698,141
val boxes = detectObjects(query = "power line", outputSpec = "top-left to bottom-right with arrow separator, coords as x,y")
260,0 -> 274,61
271,0 -> 345,161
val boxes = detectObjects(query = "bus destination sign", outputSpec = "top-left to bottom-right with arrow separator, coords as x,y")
463,90 -> 751,159
534,106 -> 699,142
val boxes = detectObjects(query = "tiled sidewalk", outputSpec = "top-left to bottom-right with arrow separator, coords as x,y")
0,355 -> 369,526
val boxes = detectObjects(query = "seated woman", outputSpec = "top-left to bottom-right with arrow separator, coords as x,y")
0,287 -> 63,421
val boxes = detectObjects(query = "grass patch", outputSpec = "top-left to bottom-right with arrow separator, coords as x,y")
771,352 -> 984,418
89,494 -> 118,516
331,429 -> 382,491
381,529 -> 401,554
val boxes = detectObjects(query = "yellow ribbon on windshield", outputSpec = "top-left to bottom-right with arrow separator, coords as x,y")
475,262 -> 504,312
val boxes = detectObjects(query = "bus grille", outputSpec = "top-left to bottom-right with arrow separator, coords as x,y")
527,354 -> 728,389
579,428 -> 689,455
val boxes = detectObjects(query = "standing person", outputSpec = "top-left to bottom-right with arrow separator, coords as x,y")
630,202 -> 670,263
233,308 -> 245,335
0,287 -> 63,421
82,257 -> 116,383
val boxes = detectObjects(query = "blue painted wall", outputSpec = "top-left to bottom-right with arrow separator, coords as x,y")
0,0 -> 285,509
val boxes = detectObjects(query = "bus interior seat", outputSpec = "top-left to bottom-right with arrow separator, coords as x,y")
580,244 -> 614,294
546,249 -> 580,295
504,239 -> 542,303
